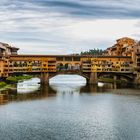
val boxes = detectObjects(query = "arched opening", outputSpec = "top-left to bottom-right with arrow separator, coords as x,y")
98,73 -> 133,83
57,63 -> 64,71
49,74 -> 87,93
50,74 -> 86,84
64,63 -> 72,70
74,63 -> 80,70
17,78 -> 40,93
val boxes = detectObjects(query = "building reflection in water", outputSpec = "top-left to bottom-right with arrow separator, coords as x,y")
0,93 -> 9,105
0,78 -> 57,105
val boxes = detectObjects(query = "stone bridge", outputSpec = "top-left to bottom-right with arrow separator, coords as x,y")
0,54 -> 138,84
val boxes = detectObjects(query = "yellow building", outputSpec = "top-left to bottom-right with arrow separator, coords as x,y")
104,37 -> 136,57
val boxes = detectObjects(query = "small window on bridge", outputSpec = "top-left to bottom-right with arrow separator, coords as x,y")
73,57 -> 80,61
65,57 -> 72,61
56,57 -> 63,61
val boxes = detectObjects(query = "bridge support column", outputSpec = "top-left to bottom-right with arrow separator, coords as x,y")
113,75 -> 117,81
87,72 -> 98,84
134,74 -> 140,85
41,73 -> 49,85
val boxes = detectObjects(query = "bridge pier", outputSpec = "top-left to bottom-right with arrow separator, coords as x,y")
113,75 -> 122,82
40,72 -> 49,85
113,75 -> 117,81
134,74 -> 140,85
87,72 -> 98,84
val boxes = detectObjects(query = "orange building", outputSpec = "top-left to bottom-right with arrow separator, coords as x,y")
104,37 -> 138,57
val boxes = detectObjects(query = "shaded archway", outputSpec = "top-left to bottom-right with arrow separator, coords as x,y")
64,63 -> 72,70
57,63 -> 64,71
98,72 -> 134,83
74,63 -> 81,70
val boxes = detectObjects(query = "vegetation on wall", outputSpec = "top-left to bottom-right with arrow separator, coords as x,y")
0,82 -> 7,88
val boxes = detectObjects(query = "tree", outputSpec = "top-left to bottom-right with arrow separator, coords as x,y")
80,48 -> 104,56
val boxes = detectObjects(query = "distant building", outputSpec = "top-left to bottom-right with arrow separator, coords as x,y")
0,42 -> 19,56
104,37 -> 138,56
134,41 -> 140,54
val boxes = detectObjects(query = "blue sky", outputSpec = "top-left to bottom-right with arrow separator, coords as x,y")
0,0 -> 140,54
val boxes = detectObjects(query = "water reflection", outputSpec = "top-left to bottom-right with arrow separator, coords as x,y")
0,77 -> 140,140
17,78 -> 40,93
0,94 -> 8,105
0,77 -> 140,105
0,78 -> 56,104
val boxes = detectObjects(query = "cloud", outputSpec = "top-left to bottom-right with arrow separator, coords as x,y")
27,0 -> 140,18
63,19 -> 140,40
0,0 -> 140,54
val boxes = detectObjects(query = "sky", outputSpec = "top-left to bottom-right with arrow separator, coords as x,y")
0,0 -> 140,54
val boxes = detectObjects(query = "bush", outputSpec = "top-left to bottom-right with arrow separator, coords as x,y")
6,75 -> 33,83
6,76 -> 18,83
99,77 -> 126,84
16,75 -> 33,81
0,82 -> 7,88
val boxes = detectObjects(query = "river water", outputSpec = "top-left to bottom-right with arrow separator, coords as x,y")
0,75 -> 140,140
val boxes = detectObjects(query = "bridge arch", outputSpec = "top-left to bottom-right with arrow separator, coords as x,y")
40,72 -> 90,85
49,73 -> 89,81
49,74 -> 87,84
98,72 -> 134,82
57,63 -> 64,71
64,63 -> 72,70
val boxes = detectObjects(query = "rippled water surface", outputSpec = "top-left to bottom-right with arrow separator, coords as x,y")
0,75 -> 140,140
